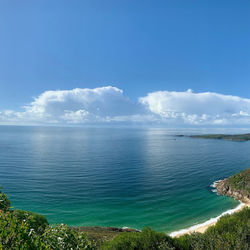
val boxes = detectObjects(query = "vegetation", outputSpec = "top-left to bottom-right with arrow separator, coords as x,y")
101,227 -> 175,250
0,188 -> 94,249
227,168 -> 250,196
41,224 -> 93,249
175,207 -> 250,250
190,133 -> 250,141
0,184 -> 249,249
13,210 -> 48,234
0,187 -> 11,211
0,209 -> 43,249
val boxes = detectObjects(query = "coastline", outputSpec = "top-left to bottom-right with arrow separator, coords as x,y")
169,175 -> 250,238
169,201 -> 249,237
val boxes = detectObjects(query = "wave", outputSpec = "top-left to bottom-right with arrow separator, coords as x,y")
210,180 -> 222,188
169,201 -> 244,237
209,179 -> 226,194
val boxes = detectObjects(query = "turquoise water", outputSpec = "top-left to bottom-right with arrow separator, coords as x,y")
0,126 -> 249,233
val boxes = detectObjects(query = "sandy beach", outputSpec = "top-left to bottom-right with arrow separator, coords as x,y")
169,199 -> 250,238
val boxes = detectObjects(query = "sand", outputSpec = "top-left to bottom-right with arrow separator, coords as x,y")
169,199 -> 250,238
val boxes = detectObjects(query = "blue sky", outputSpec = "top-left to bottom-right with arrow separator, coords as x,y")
0,1 -> 250,126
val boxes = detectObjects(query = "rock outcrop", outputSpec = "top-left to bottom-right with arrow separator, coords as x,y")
215,178 -> 250,204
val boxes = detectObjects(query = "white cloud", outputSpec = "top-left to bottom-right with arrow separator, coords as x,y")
139,90 -> 250,125
26,86 -> 137,117
0,86 -> 149,125
1,87 -> 250,126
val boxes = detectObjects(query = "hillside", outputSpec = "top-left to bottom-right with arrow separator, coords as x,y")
215,168 -> 250,203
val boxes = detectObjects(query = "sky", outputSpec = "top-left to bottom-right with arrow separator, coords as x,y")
0,0 -> 250,126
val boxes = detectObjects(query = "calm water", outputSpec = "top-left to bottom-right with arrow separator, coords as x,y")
0,126 -> 249,233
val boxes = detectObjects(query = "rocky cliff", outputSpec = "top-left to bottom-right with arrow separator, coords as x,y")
215,168 -> 250,204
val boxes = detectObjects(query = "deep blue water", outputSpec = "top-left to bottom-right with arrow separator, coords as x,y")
0,126 -> 249,233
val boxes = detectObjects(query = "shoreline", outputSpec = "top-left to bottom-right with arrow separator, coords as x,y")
169,174 -> 250,237
169,168 -> 250,238
169,201 -> 248,237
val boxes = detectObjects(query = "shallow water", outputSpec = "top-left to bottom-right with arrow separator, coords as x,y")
0,126 -> 249,233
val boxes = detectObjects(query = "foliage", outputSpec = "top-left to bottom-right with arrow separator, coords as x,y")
0,211 -> 94,250
0,188 -> 11,212
13,209 -> 49,234
174,233 -> 205,250
0,188 -> 94,249
42,224 -> 94,249
176,207 -> 250,250
101,227 -> 176,250
228,168 -> 250,196
0,210 -> 43,249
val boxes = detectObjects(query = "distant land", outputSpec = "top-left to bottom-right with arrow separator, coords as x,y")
187,133 -> 250,142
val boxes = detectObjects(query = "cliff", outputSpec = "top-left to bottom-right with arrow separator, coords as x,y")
215,168 -> 250,204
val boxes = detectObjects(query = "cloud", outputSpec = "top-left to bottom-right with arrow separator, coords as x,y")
1,87 -> 250,126
139,89 -> 250,125
0,86 -> 149,125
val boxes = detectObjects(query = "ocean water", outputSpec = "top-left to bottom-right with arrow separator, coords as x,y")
0,126 -> 249,233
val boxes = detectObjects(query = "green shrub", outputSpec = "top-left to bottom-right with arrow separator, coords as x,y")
175,233 -> 208,250
41,224 -> 94,249
0,212 -> 94,250
0,210 -> 44,250
102,227 -> 175,250
228,168 -> 250,196
176,208 -> 250,250
0,188 -> 11,212
13,209 -> 49,234
203,208 -> 250,250
0,188 -> 94,249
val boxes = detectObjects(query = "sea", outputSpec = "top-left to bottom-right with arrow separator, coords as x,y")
0,126 -> 249,234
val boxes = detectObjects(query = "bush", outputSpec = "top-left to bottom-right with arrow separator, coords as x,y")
0,188 -> 94,249
176,208 -> 250,250
0,210 -> 43,249
175,233 -> 207,250
102,227 -> 176,250
13,209 -> 49,234
0,188 -> 11,212
41,224 -> 94,249
228,168 -> 250,196
0,213 -> 94,249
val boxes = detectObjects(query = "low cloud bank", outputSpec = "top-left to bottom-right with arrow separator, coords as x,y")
1,86 -> 250,126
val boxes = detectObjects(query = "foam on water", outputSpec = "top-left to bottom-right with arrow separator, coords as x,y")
210,180 -> 222,188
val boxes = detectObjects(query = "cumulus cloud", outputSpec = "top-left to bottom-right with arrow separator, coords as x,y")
1,86 -> 250,126
139,89 -> 250,125
0,86 -> 149,125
